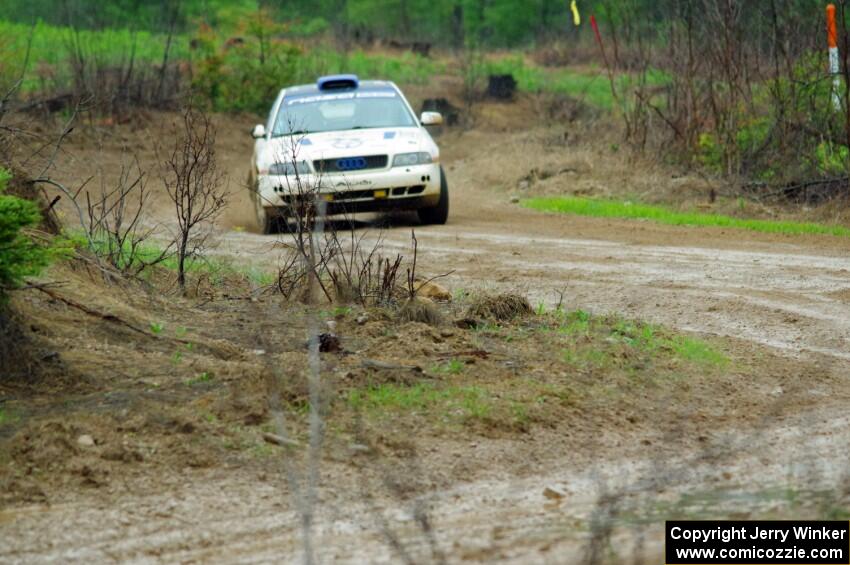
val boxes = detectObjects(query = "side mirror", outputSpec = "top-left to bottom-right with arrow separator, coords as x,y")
251,124 -> 266,139
420,112 -> 443,126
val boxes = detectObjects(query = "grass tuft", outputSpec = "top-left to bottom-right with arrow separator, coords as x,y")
669,336 -> 729,367
467,293 -> 533,321
186,372 -> 214,386
432,359 -> 465,375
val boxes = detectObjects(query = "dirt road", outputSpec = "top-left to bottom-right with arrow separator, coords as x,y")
219,137 -> 850,367
3,124 -> 850,563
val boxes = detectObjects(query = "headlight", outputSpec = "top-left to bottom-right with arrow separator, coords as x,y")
392,152 -> 432,167
268,161 -> 311,176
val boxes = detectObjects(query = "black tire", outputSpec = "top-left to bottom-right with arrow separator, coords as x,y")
262,211 -> 294,235
418,166 -> 449,225
249,171 -> 274,235
261,211 -> 277,235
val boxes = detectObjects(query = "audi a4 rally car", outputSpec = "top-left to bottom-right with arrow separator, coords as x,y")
249,74 -> 449,233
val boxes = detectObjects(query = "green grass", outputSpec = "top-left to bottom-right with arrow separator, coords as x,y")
557,309 -> 590,336
610,319 -> 728,368
301,48 -> 443,86
320,306 -> 352,319
155,254 -> 275,286
432,359 -> 465,375
0,19 -> 439,102
0,20 -> 190,92
79,232 -> 275,286
548,310 -> 728,371
186,372 -> 214,386
669,336 -> 729,367
524,196 -> 850,238
484,56 -> 669,111
347,383 -> 492,422
0,406 -> 21,438
324,309 -> 728,438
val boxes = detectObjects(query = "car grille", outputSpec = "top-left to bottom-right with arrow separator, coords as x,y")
275,185 -> 426,200
313,155 -> 388,173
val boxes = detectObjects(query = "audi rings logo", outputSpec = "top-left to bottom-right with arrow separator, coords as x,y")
336,157 -> 367,171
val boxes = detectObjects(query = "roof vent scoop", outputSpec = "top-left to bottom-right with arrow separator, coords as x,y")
317,74 -> 359,91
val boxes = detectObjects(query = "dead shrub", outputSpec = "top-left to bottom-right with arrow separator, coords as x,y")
160,104 -> 228,292
269,164 -> 445,309
466,293 -> 532,321
327,234 -> 405,306
84,154 -> 173,276
540,93 -> 596,124
532,39 -> 600,68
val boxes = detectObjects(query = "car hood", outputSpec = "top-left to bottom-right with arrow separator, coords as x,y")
257,127 -> 436,169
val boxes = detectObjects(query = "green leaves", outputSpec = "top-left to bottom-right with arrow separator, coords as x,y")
0,169 -> 52,302
0,169 -> 54,300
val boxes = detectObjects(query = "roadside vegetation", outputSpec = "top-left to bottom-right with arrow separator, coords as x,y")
1,14 -> 441,115
524,196 -> 850,238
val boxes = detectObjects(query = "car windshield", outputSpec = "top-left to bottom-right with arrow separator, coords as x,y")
272,91 -> 416,136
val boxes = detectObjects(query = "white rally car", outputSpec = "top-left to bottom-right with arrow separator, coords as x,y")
249,74 -> 448,233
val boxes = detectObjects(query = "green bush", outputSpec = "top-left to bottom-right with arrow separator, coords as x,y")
814,142 -> 850,176
191,29 -> 302,113
696,132 -> 723,172
682,52 -> 848,182
192,39 -> 441,113
0,169 -> 54,301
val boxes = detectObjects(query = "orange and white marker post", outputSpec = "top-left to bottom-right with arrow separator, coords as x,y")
827,4 -> 841,110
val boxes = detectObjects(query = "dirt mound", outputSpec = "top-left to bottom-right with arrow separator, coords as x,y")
0,260 -> 273,505
3,417 -> 119,503
0,308 -> 41,381
0,306 -> 68,385
1,407 -> 223,506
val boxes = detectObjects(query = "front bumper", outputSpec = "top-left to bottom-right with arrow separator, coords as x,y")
257,163 -> 441,213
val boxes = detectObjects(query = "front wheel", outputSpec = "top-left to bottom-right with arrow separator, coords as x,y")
257,205 -> 293,235
251,175 -> 278,235
258,207 -> 278,235
418,166 -> 449,225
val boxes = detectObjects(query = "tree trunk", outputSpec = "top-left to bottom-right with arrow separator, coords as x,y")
177,235 -> 188,291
